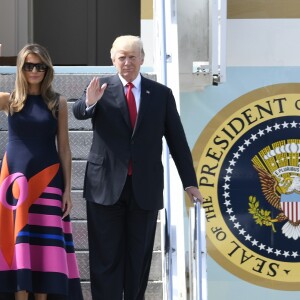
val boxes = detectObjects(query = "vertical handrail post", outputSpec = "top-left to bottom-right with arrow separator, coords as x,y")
189,202 -> 207,300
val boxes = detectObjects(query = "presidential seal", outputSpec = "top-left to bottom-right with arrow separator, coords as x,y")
193,83 -> 300,290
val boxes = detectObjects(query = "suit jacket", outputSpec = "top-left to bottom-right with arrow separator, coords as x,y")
72,74 -> 197,210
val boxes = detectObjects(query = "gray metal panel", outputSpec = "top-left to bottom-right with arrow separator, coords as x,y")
153,222 -> 161,251
149,252 -> 163,281
72,221 -> 88,251
70,131 -> 92,160
80,282 -> 92,300
68,102 -> 92,131
0,131 -> 7,158
53,74 -> 95,99
76,252 -> 90,281
71,190 -> 86,220
72,160 -> 86,190
145,282 -> 164,300
0,73 -> 15,91
0,111 -> 8,130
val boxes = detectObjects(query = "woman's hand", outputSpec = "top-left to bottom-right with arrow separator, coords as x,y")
62,191 -> 73,219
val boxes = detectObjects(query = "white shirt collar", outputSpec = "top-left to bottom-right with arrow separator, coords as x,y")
118,73 -> 141,89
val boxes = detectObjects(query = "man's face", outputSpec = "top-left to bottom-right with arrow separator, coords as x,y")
112,45 -> 144,82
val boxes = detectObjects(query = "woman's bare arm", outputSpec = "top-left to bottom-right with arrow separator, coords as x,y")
56,96 -> 73,218
0,92 -> 10,114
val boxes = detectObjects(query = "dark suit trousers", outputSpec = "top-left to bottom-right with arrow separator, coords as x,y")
87,176 -> 159,300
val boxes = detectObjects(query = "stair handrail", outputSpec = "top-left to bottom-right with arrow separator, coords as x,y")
189,199 -> 207,300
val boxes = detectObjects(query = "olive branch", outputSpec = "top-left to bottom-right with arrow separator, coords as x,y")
248,196 -> 276,232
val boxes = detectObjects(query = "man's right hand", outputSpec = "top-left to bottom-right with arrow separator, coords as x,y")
86,77 -> 108,107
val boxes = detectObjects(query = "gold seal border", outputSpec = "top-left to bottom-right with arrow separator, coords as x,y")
192,83 -> 300,290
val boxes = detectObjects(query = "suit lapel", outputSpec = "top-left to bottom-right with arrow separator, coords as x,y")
109,75 -> 132,129
133,77 -> 152,134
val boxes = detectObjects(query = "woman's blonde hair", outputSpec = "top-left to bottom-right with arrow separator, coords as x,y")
10,43 -> 58,117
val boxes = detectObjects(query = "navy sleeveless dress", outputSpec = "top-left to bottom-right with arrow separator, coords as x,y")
0,95 -> 83,299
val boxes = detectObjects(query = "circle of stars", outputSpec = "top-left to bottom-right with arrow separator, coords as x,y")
222,120 -> 300,260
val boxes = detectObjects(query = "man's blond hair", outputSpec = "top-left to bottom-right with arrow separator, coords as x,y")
110,35 -> 145,60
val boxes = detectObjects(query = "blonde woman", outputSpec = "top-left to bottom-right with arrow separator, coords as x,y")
0,44 -> 83,300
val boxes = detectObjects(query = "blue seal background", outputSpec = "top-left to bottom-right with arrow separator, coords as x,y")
218,116 -> 300,262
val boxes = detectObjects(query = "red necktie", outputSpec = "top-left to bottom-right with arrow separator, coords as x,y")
126,82 -> 137,128
126,83 -> 137,175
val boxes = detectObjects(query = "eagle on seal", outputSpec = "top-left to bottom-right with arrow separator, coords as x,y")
254,164 -> 300,240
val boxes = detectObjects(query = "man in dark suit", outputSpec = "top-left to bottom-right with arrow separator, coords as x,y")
73,35 -> 203,300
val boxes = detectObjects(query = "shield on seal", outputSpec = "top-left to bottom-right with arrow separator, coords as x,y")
280,193 -> 300,223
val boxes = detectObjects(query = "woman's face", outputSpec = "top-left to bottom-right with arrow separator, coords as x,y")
23,53 -> 47,87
